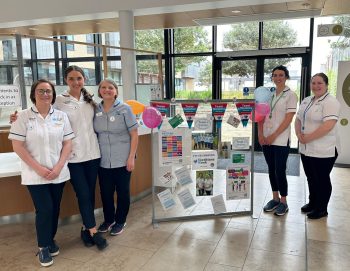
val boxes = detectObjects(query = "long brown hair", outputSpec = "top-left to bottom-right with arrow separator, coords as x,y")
64,65 -> 96,107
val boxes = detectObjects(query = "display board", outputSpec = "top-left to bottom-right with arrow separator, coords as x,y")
150,99 -> 255,223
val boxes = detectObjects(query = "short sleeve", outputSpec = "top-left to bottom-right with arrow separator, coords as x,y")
286,91 -> 298,113
8,111 -> 27,141
62,112 -> 75,141
123,105 -> 139,131
323,97 -> 340,122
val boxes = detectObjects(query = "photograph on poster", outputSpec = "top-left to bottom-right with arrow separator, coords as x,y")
226,165 -> 250,200
196,170 -> 214,196
192,133 -> 218,150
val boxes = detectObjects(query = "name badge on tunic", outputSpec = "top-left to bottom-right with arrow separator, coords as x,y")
96,112 -> 103,117
110,116 -> 115,122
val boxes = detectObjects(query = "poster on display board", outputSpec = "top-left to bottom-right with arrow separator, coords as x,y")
0,85 -> 21,107
158,129 -> 191,166
226,164 -> 250,200
191,150 -> 217,170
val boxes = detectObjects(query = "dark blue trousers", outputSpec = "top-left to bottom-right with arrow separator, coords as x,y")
98,166 -> 131,224
27,182 -> 65,247
68,158 -> 100,229
262,144 -> 290,197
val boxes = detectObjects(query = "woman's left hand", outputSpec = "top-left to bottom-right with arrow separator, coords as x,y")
45,165 -> 63,180
126,157 -> 135,172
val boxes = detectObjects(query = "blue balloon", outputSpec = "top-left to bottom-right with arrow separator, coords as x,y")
254,86 -> 273,103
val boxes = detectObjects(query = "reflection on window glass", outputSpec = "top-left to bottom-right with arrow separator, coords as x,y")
312,15 -> 350,95
66,35 -> 74,51
262,19 -> 309,48
175,56 -> 212,99
38,62 -> 56,84
1,39 -> 16,60
221,59 -> 256,99
37,40 -> 55,59
174,26 -> 212,53
135,29 -> 164,53
68,62 -> 96,85
86,34 -> 95,54
218,22 -> 259,51
101,61 -> 122,85
102,32 -> 121,56
22,39 -> 31,59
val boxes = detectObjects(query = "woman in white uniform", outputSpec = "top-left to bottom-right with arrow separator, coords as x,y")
93,79 -> 139,235
295,73 -> 340,219
9,79 -> 74,267
258,65 -> 298,216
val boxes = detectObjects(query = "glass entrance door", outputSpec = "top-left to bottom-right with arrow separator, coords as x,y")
218,54 -> 308,152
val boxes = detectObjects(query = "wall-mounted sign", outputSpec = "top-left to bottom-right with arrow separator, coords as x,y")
0,85 -> 21,107
317,24 -> 344,37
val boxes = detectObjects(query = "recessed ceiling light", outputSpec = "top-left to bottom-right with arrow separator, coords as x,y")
95,22 -> 101,25
28,27 -> 38,31
231,10 -> 241,14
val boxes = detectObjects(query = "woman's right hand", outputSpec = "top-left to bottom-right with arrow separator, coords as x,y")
258,134 -> 266,145
9,110 -> 18,124
35,165 -> 52,180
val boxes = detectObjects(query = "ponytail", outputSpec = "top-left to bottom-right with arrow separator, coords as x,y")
81,87 -> 96,108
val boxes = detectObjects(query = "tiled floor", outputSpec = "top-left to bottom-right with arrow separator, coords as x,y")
1,166 -> 349,270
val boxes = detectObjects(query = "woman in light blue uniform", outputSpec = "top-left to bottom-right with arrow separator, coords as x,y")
94,79 -> 139,235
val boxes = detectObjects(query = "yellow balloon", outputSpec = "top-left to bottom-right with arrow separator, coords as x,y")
126,100 -> 146,115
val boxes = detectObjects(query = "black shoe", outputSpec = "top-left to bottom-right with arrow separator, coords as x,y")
92,232 -> 108,250
307,210 -> 328,219
49,240 -> 60,256
81,227 -> 95,247
301,203 -> 313,213
37,247 -> 53,267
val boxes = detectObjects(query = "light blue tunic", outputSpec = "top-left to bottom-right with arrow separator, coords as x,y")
93,100 -> 138,168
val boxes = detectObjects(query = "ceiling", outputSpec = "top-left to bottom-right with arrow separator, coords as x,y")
0,0 -> 349,36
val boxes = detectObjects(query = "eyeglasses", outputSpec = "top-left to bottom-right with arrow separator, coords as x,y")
36,89 -> 53,95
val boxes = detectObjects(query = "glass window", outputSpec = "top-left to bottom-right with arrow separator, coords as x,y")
36,40 -> 55,59
312,15 -> 350,96
67,61 -> 96,85
102,32 -> 121,56
37,62 -> 56,84
174,56 -> 212,99
221,59 -> 257,99
174,26 -> 212,53
66,35 -> 96,58
1,39 -> 16,60
86,34 -> 95,55
101,60 -> 122,85
135,29 -> 164,53
262,18 -> 310,48
22,38 -> 31,60
136,58 -> 163,84
66,35 -> 74,51
217,22 -> 259,51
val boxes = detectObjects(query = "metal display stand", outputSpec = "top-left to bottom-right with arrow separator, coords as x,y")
151,99 -> 255,225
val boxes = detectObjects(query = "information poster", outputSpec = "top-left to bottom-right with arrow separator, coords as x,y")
159,129 -> 187,166
177,188 -> 196,209
0,85 -> 21,107
226,165 -> 250,200
174,166 -> 193,186
157,189 -> 176,211
191,150 -> 217,170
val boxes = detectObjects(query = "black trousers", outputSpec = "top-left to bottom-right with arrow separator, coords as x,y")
300,149 -> 338,212
262,144 -> 290,197
98,166 -> 131,225
27,182 -> 65,248
68,158 -> 100,229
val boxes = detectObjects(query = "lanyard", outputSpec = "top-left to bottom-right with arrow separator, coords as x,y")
269,89 -> 288,119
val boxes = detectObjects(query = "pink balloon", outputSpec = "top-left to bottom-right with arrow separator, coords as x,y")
142,107 -> 162,128
249,111 -> 265,123
255,102 -> 271,116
